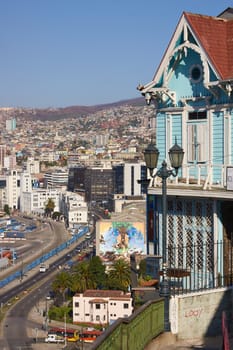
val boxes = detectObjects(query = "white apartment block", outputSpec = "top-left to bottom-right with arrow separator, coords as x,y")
25,157 -> 40,174
44,169 -> 68,189
124,162 -> 145,196
39,151 -> 57,163
5,170 -> 20,210
6,118 -> 16,131
20,172 -> 32,194
95,134 -> 109,147
73,290 -> 133,325
0,171 -> 19,210
4,155 -> 17,171
20,188 -> 60,215
60,192 -> 88,228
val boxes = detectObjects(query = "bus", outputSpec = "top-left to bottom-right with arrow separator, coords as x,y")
79,329 -> 102,343
48,327 -> 79,342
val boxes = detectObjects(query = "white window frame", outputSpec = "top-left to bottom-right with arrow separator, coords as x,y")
187,122 -> 208,163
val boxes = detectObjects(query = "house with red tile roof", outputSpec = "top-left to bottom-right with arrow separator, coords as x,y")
73,289 -> 133,325
138,8 -> 233,292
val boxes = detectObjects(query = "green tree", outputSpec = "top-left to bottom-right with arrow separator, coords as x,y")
44,198 -> 55,217
52,271 -> 71,302
89,256 -> 107,289
52,211 -> 61,220
3,204 -> 10,215
139,259 -> 147,279
71,261 -> 96,293
48,305 -> 72,323
107,258 -> 131,292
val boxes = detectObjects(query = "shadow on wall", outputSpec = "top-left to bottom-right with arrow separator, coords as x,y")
170,287 -> 232,346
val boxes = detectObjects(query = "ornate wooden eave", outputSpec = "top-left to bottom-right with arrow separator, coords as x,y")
137,85 -> 176,106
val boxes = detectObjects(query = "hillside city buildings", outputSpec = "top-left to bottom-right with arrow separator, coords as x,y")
0,104 -> 154,229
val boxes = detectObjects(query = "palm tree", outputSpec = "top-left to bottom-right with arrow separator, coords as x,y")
52,271 -> 71,302
89,256 -> 107,289
107,258 -> 131,292
71,261 -> 96,293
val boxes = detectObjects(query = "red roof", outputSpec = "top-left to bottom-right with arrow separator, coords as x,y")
89,298 -> 108,303
82,289 -> 131,298
185,11 -> 233,80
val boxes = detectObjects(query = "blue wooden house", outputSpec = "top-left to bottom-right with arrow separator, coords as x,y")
138,7 -> 233,291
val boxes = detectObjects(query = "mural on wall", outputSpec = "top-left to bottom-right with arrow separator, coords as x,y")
98,221 -> 145,260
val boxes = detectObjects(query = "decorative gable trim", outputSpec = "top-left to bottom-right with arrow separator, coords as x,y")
138,10 -> 233,106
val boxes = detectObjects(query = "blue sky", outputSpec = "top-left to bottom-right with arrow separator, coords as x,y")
0,0 -> 232,108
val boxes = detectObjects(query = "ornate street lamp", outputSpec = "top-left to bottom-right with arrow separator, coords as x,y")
144,138 -> 184,332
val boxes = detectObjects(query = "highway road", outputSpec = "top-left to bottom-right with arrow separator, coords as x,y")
0,252 -> 72,306
0,217 -> 68,282
1,243 -> 94,350
2,279 -> 52,350
0,219 -> 95,350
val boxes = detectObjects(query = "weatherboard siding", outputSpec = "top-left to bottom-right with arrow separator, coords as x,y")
156,112 -> 166,163
171,114 -> 182,146
212,111 -> 224,182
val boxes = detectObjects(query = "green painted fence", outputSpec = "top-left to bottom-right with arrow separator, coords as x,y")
90,298 -> 164,350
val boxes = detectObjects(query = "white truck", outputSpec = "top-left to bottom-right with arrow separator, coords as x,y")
45,334 -> 64,343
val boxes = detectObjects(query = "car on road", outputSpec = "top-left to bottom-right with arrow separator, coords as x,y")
39,265 -> 47,272
85,232 -> 91,239
45,334 -> 65,343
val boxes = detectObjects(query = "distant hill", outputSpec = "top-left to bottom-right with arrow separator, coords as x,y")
21,97 -> 145,121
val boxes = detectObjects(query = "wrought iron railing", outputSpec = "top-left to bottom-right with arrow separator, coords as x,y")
166,240 -> 233,295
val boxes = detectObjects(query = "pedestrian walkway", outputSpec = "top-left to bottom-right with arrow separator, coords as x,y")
145,332 -> 226,350
27,298 -> 83,350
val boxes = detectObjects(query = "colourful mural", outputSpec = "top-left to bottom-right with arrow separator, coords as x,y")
98,221 -> 145,259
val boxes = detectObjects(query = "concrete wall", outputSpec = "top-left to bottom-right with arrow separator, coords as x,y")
170,287 -> 233,339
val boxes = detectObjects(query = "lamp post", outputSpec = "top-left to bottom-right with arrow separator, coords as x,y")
143,139 -> 184,332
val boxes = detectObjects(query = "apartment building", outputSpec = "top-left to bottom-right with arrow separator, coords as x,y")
113,162 -> 147,196
6,118 -> 16,131
84,167 -> 114,206
4,170 -> 20,210
60,191 -> 88,228
0,145 -> 7,170
73,290 -> 133,325
44,169 -> 68,189
20,188 -> 60,215
24,157 -> 40,174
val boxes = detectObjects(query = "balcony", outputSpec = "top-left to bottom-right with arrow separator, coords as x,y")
148,163 -> 233,200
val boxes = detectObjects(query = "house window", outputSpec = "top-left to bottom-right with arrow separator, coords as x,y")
75,302 -> 79,307
96,304 -> 101,309
96,315 -> 100,321
123,303 -> 129,309
187,122 -> 208,163
188,111 -> 207,120
189,64 -> 203,83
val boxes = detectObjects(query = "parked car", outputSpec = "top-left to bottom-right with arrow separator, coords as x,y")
45,334 -> 64,343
